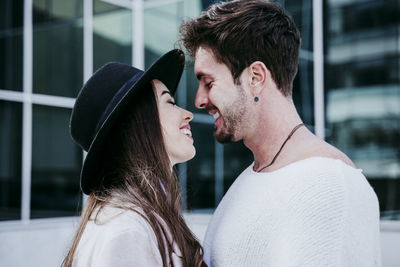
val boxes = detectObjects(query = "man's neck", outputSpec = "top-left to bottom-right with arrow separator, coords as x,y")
243,94 -> 304,171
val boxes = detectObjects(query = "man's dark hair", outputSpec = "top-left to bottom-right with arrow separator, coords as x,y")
179,0 -> 301,96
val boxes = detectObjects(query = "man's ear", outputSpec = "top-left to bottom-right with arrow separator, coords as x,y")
248,61 -> 270,96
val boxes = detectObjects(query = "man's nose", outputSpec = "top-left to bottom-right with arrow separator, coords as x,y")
195,86 -> 208,109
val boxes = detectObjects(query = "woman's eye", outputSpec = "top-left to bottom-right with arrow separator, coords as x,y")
168,100 -> 176,106
206,82 -> 213,88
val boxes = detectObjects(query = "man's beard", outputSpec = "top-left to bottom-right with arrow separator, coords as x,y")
214,87 -> 247,144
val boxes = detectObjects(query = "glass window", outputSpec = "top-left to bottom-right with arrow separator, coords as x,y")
286,0 -> 315,128
0,0 -> 23,91
143,1 -> 184,69
144,1 -> 184,68
223,142 -> 253,194
31,105 -> 82,218
293,59 -> 314,127
181,0 -> 316,211
187,122 -> 215,210
185,65 -> 208,115
32,0 -> 83,97
93,0 -> 131,70
286,0 -> 313,51
0,101 -> 22,220
325,0 -> 400,219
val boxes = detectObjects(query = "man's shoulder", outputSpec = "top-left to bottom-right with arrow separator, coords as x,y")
295,135 -> 356,168
271,156 -> 365,203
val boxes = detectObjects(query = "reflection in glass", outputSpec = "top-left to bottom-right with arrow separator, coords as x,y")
185,65 -> 208,115
0,0 -> 23,91
326,0 -> 400,219
93,0 -> 131,70
223,141 -> 253,194
293,58 -> 314,127
187,123 -> 215,210
31,105 -> 82,218
286,0 -> 313,52
32,0 -> 83,97
0,101 -> 22,220
143,1 -> 184,68
285,0 -> 315,129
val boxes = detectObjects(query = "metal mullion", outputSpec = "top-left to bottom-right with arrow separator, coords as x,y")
0,90 -> 76,108
178,161 -> 188,211
313,0 -> 325,139
81,0 -> 94,207
177,70 -> 188,210
83,0 -> 93,84
0,90 -> 25,103
82,151 -> 88,207
21,0 -> 33,222
214,141 -> 224,206
132,0 -> 144,69
31,94 -> 75,108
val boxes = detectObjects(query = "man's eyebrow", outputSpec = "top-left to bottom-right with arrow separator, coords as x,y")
196,72 -> 213,81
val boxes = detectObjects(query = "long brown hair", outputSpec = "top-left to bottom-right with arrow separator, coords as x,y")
179,0 -> 301,96
62,83 -> 205,266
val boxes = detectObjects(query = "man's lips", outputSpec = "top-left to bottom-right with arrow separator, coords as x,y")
207,109 -> 220,121
208,110 -> 222,130
212,112 -> 220,120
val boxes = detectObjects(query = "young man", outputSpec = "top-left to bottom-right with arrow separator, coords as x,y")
180,0 -> 381,266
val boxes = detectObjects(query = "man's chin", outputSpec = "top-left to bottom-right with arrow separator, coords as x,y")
214,131 -> 235,144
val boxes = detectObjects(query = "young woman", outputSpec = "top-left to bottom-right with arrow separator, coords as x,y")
63,49 -> 205,267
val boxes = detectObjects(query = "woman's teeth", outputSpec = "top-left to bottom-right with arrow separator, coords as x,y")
181,128 -> 192,137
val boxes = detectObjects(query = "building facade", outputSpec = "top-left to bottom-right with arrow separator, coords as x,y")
0,0 -> 399,266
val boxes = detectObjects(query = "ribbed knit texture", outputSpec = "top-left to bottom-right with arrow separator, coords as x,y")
73,206 -> 182,267
203,157 -> 381,267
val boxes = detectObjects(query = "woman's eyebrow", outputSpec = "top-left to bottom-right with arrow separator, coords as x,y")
161,90 -> 172,96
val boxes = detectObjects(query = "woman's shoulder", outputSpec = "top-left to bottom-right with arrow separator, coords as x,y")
94,205 -> 153,234
76,205 -> 163,266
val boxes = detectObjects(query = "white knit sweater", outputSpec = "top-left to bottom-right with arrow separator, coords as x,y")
72,206 -> 182,267
203,157 -> 381,267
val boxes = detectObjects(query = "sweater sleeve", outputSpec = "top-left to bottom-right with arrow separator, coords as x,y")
97,229 -> 163,267
271,171 -> 346,267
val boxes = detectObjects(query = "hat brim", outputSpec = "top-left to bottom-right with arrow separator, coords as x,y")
80,49 -> 185,194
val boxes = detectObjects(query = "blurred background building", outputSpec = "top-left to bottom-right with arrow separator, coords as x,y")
0,0 -> 399,266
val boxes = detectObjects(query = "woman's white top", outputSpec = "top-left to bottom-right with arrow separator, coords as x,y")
203,157 -> 381,267
72,205 -> 182,267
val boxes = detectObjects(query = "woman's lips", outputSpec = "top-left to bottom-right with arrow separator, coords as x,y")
180,125 -> 193,139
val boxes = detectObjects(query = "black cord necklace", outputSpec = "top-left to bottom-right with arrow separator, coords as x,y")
256,123 -> 305,172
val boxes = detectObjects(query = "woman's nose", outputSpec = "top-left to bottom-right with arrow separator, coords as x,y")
183,108 -> 194,122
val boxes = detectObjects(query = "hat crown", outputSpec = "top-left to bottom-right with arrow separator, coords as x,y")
70,62 -> 143,151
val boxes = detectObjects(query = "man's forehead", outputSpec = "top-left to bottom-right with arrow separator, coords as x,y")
194,47 -> 217,79
195,46 -> 215,61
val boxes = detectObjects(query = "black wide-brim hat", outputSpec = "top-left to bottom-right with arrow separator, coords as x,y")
70,49 -> 185,194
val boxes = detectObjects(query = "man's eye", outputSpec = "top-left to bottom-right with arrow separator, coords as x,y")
206,82 -> 213,88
